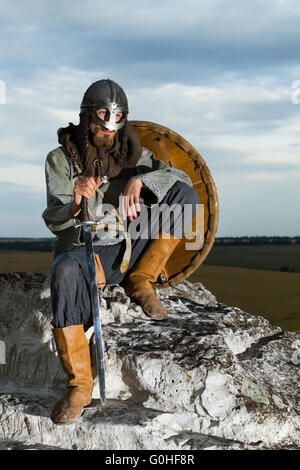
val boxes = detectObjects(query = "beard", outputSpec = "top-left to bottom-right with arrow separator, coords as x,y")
93,129 -> 116,151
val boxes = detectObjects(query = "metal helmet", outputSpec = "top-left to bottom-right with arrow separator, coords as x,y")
80,79 -> 128,131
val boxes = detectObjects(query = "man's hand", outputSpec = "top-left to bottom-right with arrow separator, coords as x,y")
72,176 -> 101,216
121,177 -> 144,221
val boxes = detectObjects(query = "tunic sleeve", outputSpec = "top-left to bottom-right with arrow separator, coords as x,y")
133,148 -> 193,204
42,148 -> 75,233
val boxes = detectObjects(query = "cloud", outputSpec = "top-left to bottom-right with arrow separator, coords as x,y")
1,67 -> 300,200
0,0 -> 300,236
0,163 -> 45,192
1,1 -> 300,84
246,172 -> 287,181
0,67 -> 101,166
131,80 -> 297,131
0,182 -> 48,237
215,169 -> 300,236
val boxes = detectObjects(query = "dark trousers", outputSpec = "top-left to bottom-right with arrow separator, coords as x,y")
50,181 -> 199,328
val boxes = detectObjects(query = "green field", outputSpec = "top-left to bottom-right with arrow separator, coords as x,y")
0,248 -> 299,332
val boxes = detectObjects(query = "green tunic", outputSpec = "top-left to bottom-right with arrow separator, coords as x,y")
42,146 -> 192,255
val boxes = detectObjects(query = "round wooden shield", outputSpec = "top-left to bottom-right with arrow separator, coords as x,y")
130,120 -> 219,287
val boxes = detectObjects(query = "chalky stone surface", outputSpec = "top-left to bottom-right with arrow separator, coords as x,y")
0,273 -> 299,450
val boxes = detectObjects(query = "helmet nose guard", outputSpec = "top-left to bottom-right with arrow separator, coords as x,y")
80,79 -> 129,131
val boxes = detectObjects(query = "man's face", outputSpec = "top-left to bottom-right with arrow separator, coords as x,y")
89,108 -> 123,146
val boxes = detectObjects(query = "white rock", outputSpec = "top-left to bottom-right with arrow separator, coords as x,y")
201,369 -> 237,420
0,272 -> 299,450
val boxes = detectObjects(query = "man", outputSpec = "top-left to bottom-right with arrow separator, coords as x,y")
42,79 -> 199,424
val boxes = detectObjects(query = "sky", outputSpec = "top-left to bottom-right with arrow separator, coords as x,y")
0,0 -> 299,238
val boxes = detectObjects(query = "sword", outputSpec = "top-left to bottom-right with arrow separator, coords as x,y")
74,196 -> 106,406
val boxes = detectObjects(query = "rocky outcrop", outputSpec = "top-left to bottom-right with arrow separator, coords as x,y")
0,272 -> 299,450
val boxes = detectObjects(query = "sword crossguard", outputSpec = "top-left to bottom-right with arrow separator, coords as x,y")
74,196 -> 101,228
73,219 -> 100,229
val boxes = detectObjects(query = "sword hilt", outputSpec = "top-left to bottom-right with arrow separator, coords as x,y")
81,196 -> 90,222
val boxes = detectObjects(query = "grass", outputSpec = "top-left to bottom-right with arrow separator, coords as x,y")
0,250 -> 53,275
0,250 -> 299,331
189,265 -> 300,332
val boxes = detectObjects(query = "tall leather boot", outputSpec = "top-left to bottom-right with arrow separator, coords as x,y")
122,232 -> 181,320
51,324 -> 93,425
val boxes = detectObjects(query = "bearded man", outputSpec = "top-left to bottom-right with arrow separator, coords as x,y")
42,79 -> 199,424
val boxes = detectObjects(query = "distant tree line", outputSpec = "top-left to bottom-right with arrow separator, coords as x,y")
214,236 -> 300,245
0,238 -> 53,252
0,236 -> 299,251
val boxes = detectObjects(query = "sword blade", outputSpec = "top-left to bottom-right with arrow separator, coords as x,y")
82,223 -> 106,406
